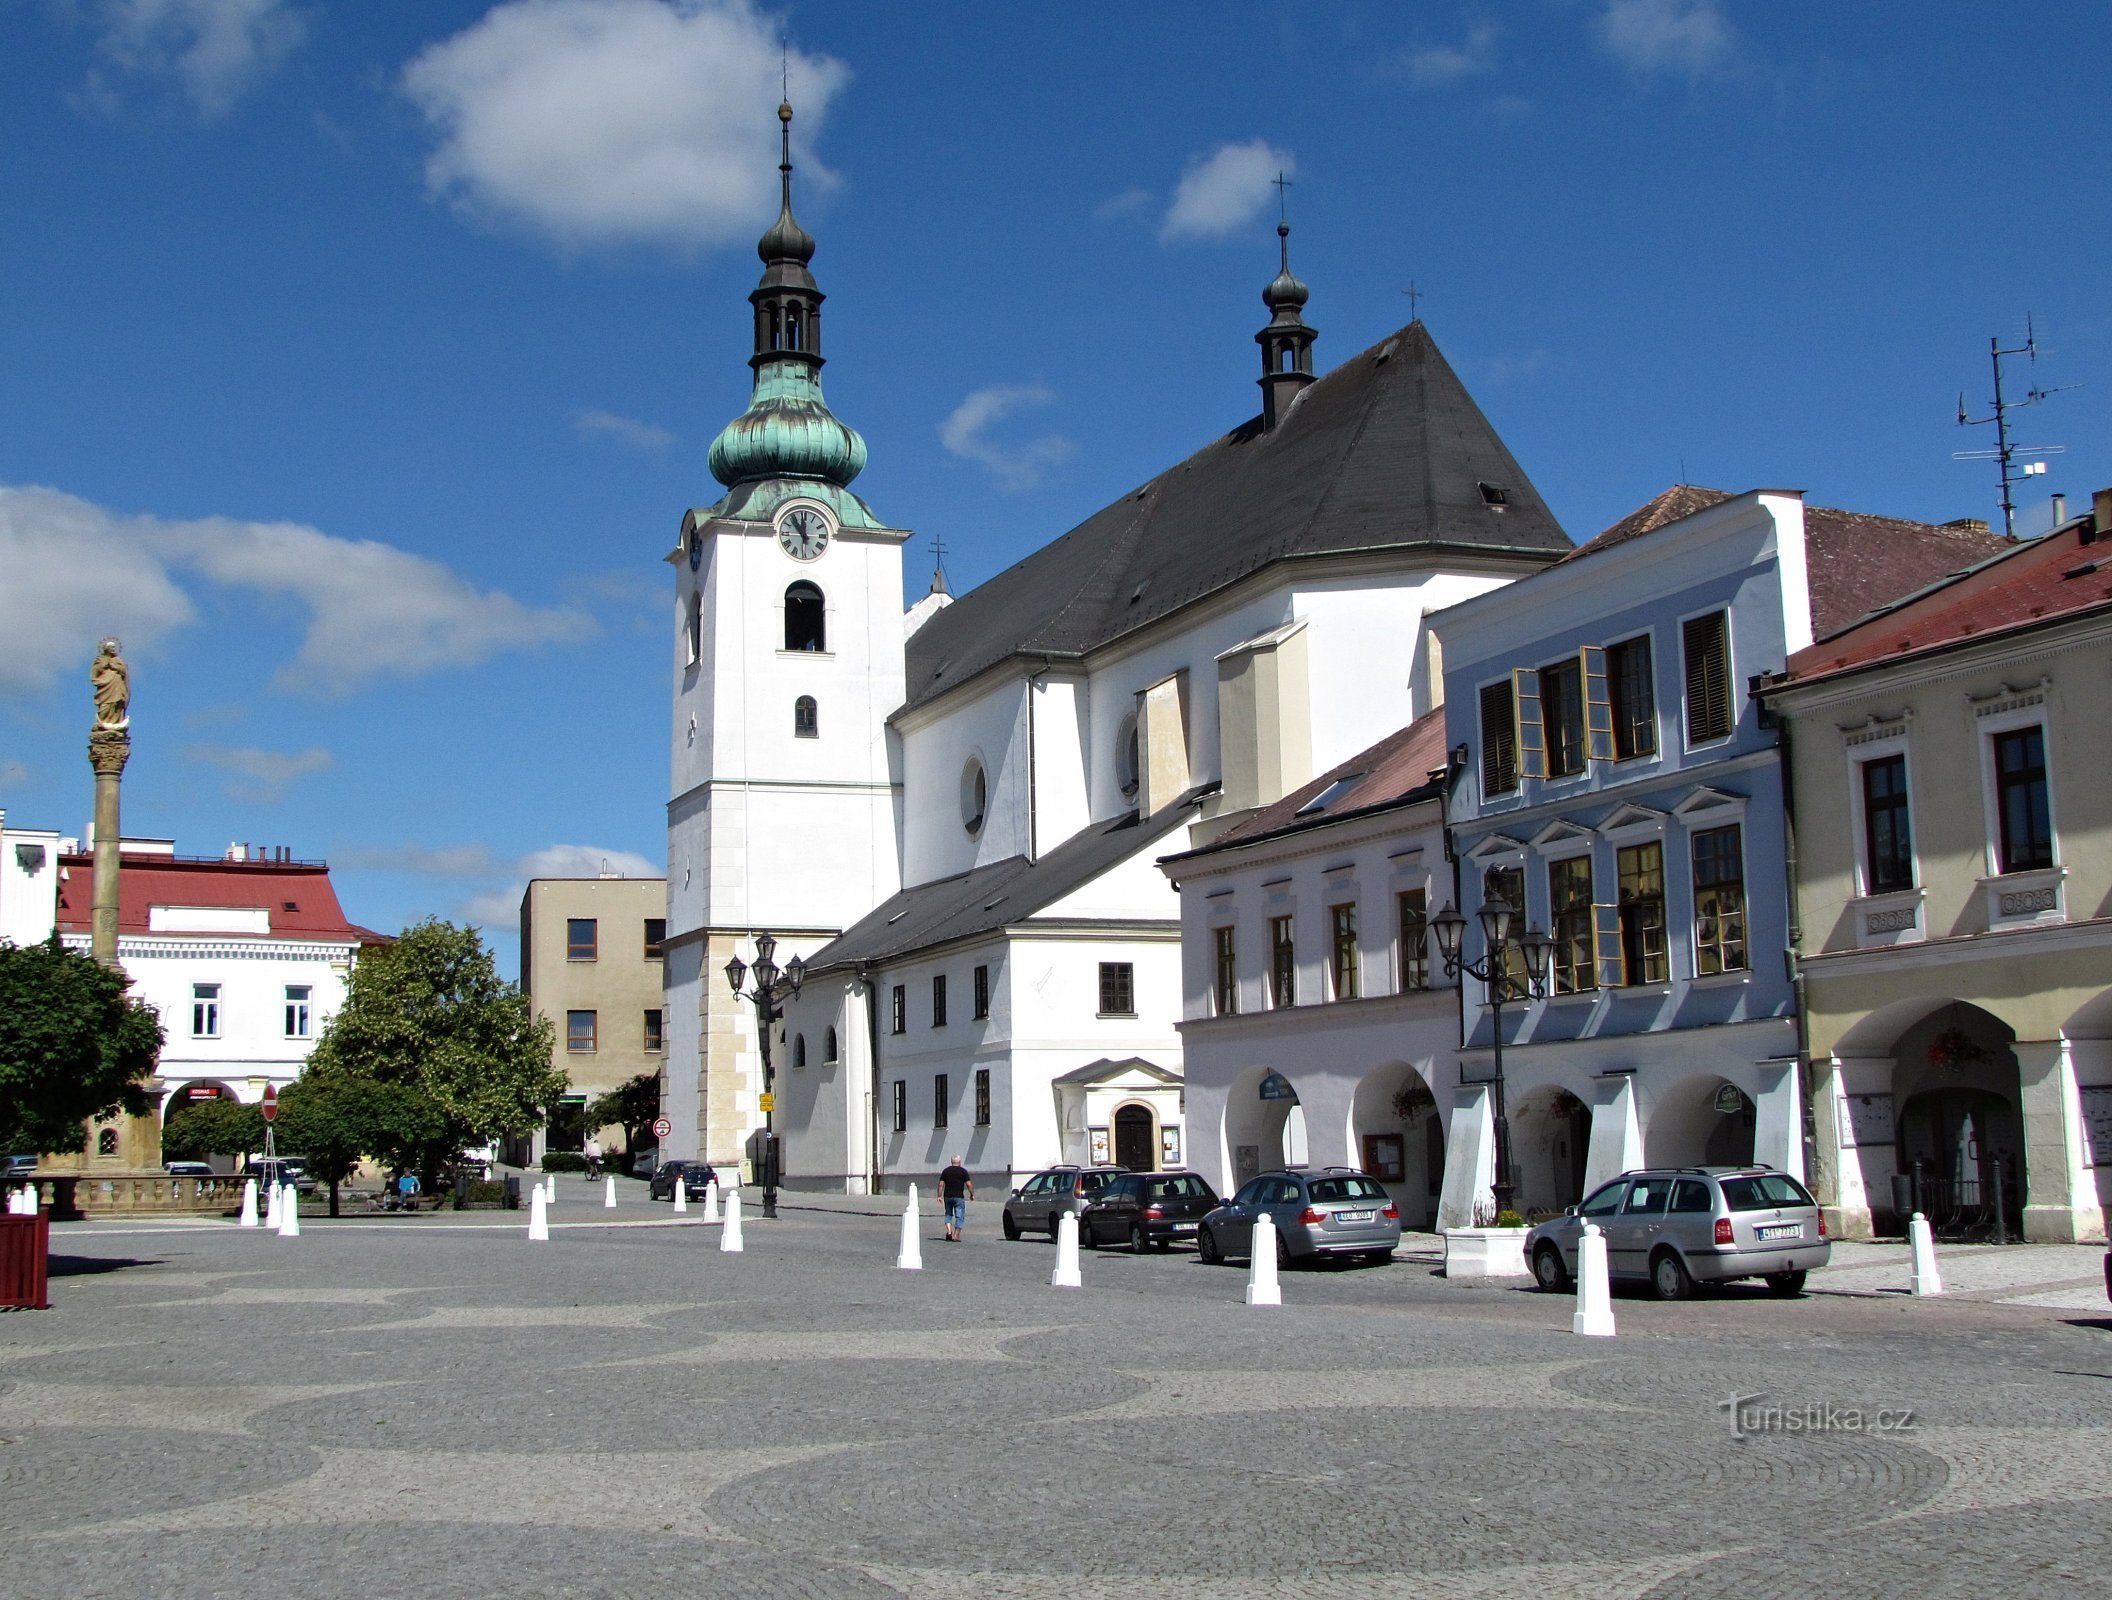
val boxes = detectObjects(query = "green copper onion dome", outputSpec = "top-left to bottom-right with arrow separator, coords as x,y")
705,99 -> 873,514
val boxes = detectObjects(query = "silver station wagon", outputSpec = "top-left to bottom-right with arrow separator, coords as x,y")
1524,1167 -> 1831,1300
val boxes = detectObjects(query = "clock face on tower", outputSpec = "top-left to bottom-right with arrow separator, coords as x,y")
776,504 -> 832,561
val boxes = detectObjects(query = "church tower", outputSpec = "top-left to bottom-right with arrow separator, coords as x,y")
662,99 -> 910,1171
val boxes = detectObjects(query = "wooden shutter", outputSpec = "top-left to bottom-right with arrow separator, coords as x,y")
1581,645 -> 1614,762
1479,679 -> 1517,794
1682,612 -> 1731,743
1511,667 -> 1546,779
1594,903 -> 1626,989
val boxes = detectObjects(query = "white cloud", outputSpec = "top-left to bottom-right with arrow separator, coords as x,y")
91,0 -> 308,118
574,408 -> 675,453
1401,22 -> 1498,87
0,484 -> 593,699
1162,140 -> 1294,243
1597,0 -> 1737,78
336,839 -> 660,933
185,742 -> 332,802
401,0 -> 849,252
938,386 -> 1074,494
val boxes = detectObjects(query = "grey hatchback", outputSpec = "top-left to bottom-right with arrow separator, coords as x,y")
1525,1167 -> 1831,1300
1001,1165 -> 1126,1240
1198,1168 -> 1402,1266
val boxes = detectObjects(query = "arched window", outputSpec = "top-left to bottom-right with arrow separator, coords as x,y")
785,581 -> 825,652
97,1128 -> 119,1156
685,591 -> 702,666
824,1025 -> 838,1062
793,1033 -> 807,1069
794,695 -> 818,737
785,308 -> 803,351
961,759 -> 987,837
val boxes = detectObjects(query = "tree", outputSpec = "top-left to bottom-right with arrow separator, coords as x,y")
306,919 -> 562,1184
160,1099 -> 265,1164
276,1075 -> 443,1217
0,936 -> 162,1156
586,1071 -> 662,1156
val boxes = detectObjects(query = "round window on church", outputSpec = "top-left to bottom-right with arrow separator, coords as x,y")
961,758 -> 987,838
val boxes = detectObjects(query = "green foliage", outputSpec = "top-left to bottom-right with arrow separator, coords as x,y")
541,1151 -> 587,1173
586,1070 -> 662,1152
161,1099 -> 265,1162
0,936 -> 162,1154
460,1178 -> 509,1208
277,1074 -> 446,1216
306,919 -> 562,1180
1494,1209 -> 1527,1230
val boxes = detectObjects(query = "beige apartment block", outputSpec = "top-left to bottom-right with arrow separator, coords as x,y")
1762,492 -> 2112,1244
519,875 -> 669,1157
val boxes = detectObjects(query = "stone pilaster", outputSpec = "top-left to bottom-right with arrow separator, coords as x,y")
87,726 -> 129,970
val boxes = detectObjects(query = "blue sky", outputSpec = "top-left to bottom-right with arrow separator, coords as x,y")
3,1 -> 2108,973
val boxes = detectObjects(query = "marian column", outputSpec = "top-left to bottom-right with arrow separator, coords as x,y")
87,637 -> 130,968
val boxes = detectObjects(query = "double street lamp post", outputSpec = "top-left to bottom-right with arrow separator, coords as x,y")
725,932 -> 804,1222
1431,896 -> 1552,1222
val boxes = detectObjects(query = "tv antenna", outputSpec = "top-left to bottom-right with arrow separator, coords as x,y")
1954,313 -> 2074,538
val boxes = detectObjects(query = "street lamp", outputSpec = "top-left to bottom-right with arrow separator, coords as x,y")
725,932 -> 804,1220
1432,896 -> 1552,1220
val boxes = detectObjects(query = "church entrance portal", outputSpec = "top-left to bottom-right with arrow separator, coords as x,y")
1113,1104 -> 1155,1172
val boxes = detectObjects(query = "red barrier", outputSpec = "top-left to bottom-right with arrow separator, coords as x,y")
0,1211 -> 51,1310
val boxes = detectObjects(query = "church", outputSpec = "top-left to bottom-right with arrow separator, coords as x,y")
662,102 -> 1571,1192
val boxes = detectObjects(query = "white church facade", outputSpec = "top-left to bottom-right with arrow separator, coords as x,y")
664,103 -> 1571,1191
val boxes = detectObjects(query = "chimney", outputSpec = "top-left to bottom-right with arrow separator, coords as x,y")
2051,493 -> 2066,528
2091,486 -> 2112,545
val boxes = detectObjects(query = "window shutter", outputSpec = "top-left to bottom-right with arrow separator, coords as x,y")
1683,613 -> 1731,743
1511,667 -> 1546,780
1479,680 -> 1517,794
1594,903 -> 1626,989
1581,645 -> 1614,762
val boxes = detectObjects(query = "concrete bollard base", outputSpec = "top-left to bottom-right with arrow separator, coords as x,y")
1572,1223 -> 1616,1337
1245,1215 -> 1282,1306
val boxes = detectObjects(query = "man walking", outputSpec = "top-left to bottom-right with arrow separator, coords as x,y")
939,1155 -> 973,1242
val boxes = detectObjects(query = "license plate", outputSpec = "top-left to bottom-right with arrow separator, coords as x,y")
1334,1209 -> 1374,1223
1755,1223 -> 1799,1240
1172,1221 -> 1196,1232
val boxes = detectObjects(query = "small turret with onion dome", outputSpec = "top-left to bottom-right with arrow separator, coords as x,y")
1256,218 -> 1317,431
706,98 -> 880,527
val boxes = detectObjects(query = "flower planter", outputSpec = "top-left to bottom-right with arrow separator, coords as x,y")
1443,1226 -> 1531,1278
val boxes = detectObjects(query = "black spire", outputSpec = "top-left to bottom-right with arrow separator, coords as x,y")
750,98 -> 821,373
1256,215 -> 1316,430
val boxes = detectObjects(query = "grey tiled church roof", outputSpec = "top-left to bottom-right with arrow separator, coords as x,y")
801,791 -> 1209,977
902,321 -> 1570,713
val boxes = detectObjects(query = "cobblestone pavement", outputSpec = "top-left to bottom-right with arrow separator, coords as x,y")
2,1183 -> 2109,1598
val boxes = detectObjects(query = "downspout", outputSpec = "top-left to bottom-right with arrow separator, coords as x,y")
858,963 -> 883,1195
1760,675 -> 1819,1195
1442,744 -> 1469,1059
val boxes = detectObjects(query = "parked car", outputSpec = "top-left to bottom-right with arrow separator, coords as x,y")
246,1156 -> 316,1195
164,1161 -> 215,1178
1524,1166 -> 1831,1300
1001,1164 -> 1126,1240
648,1159 -> 717,1201
1079,1171 -> 1221,1251
4,1155 -> 36,1180
1197,1168 -> 1402,1266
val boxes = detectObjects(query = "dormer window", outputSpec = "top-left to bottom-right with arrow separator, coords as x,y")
1478,481 -> 1508,507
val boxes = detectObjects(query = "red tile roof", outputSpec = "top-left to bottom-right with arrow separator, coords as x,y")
54,853 -> 376,942
1777,516 -> 2112,688
1561,486 -> 2006,638
1188,706 -> 1451,856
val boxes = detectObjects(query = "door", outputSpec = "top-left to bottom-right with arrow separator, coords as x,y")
1113,1105 -> 1155,1172
1220,1177 -> 1270,1254
1605,1174 -> 1674,1277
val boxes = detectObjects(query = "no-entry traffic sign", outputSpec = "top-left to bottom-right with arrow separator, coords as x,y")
651,1116 -> 672,1140
261,1084 -> 279,1124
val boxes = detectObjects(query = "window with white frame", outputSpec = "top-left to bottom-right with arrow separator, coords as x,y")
1546,854 -> 1596,995
1681,610 -> 1734,745
1614,843 -> 1667,985
1859,753 -> 1915,893
283,985 -> 311,1038
1992,725 -> 2053,873
1607,634 -> 1657,759
1329,903 -> 1359,1000
192,983 -> 221,1038
1482,863 -> 1530,1000
1691,824 -> 1748,975
1268,915 -> 1296,1008
891,1079 -> 906,1133
1539,658 -> 1585,777
1397,889 -> 1429,992
1213,925 -> 1238,1015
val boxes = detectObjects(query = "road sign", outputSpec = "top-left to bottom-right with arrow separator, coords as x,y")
758,1093 -> 775,1114
261,1084 -> 279,1124
651,1116 -> 672,1140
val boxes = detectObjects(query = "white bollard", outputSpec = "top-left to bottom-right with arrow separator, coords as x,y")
604,1176 -> 617,1209
543,1174 -> 554,1206
1245,1214 -> 1282,1306
702,1179 -> 719,1224
1908,1211 -> 1943,1296
278,1183 -> 300,1238
720,1188 -> 744,1253
1050,1210 -> 1082,1289
673,1178 -> 688,1215
1572,1223 -> 1616,1337
238,1179 -> 259,1228
897,1183 -> 923,1271
527,1184 -> 550,1242
263,1179 -> 281,1231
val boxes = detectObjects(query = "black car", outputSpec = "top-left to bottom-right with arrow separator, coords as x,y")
1079,1171 -> 1221,1251
649,1159 -> 717,1201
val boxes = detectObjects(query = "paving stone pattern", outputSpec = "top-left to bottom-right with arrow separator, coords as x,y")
2,1182 -> 2109,1598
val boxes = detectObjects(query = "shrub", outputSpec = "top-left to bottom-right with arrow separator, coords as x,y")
1494,1209 -> 1526,1230
541,1151 -> 587,1173
460,1179 -> 509,1208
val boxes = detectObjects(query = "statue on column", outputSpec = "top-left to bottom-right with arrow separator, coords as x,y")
91,637 -> 130,731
